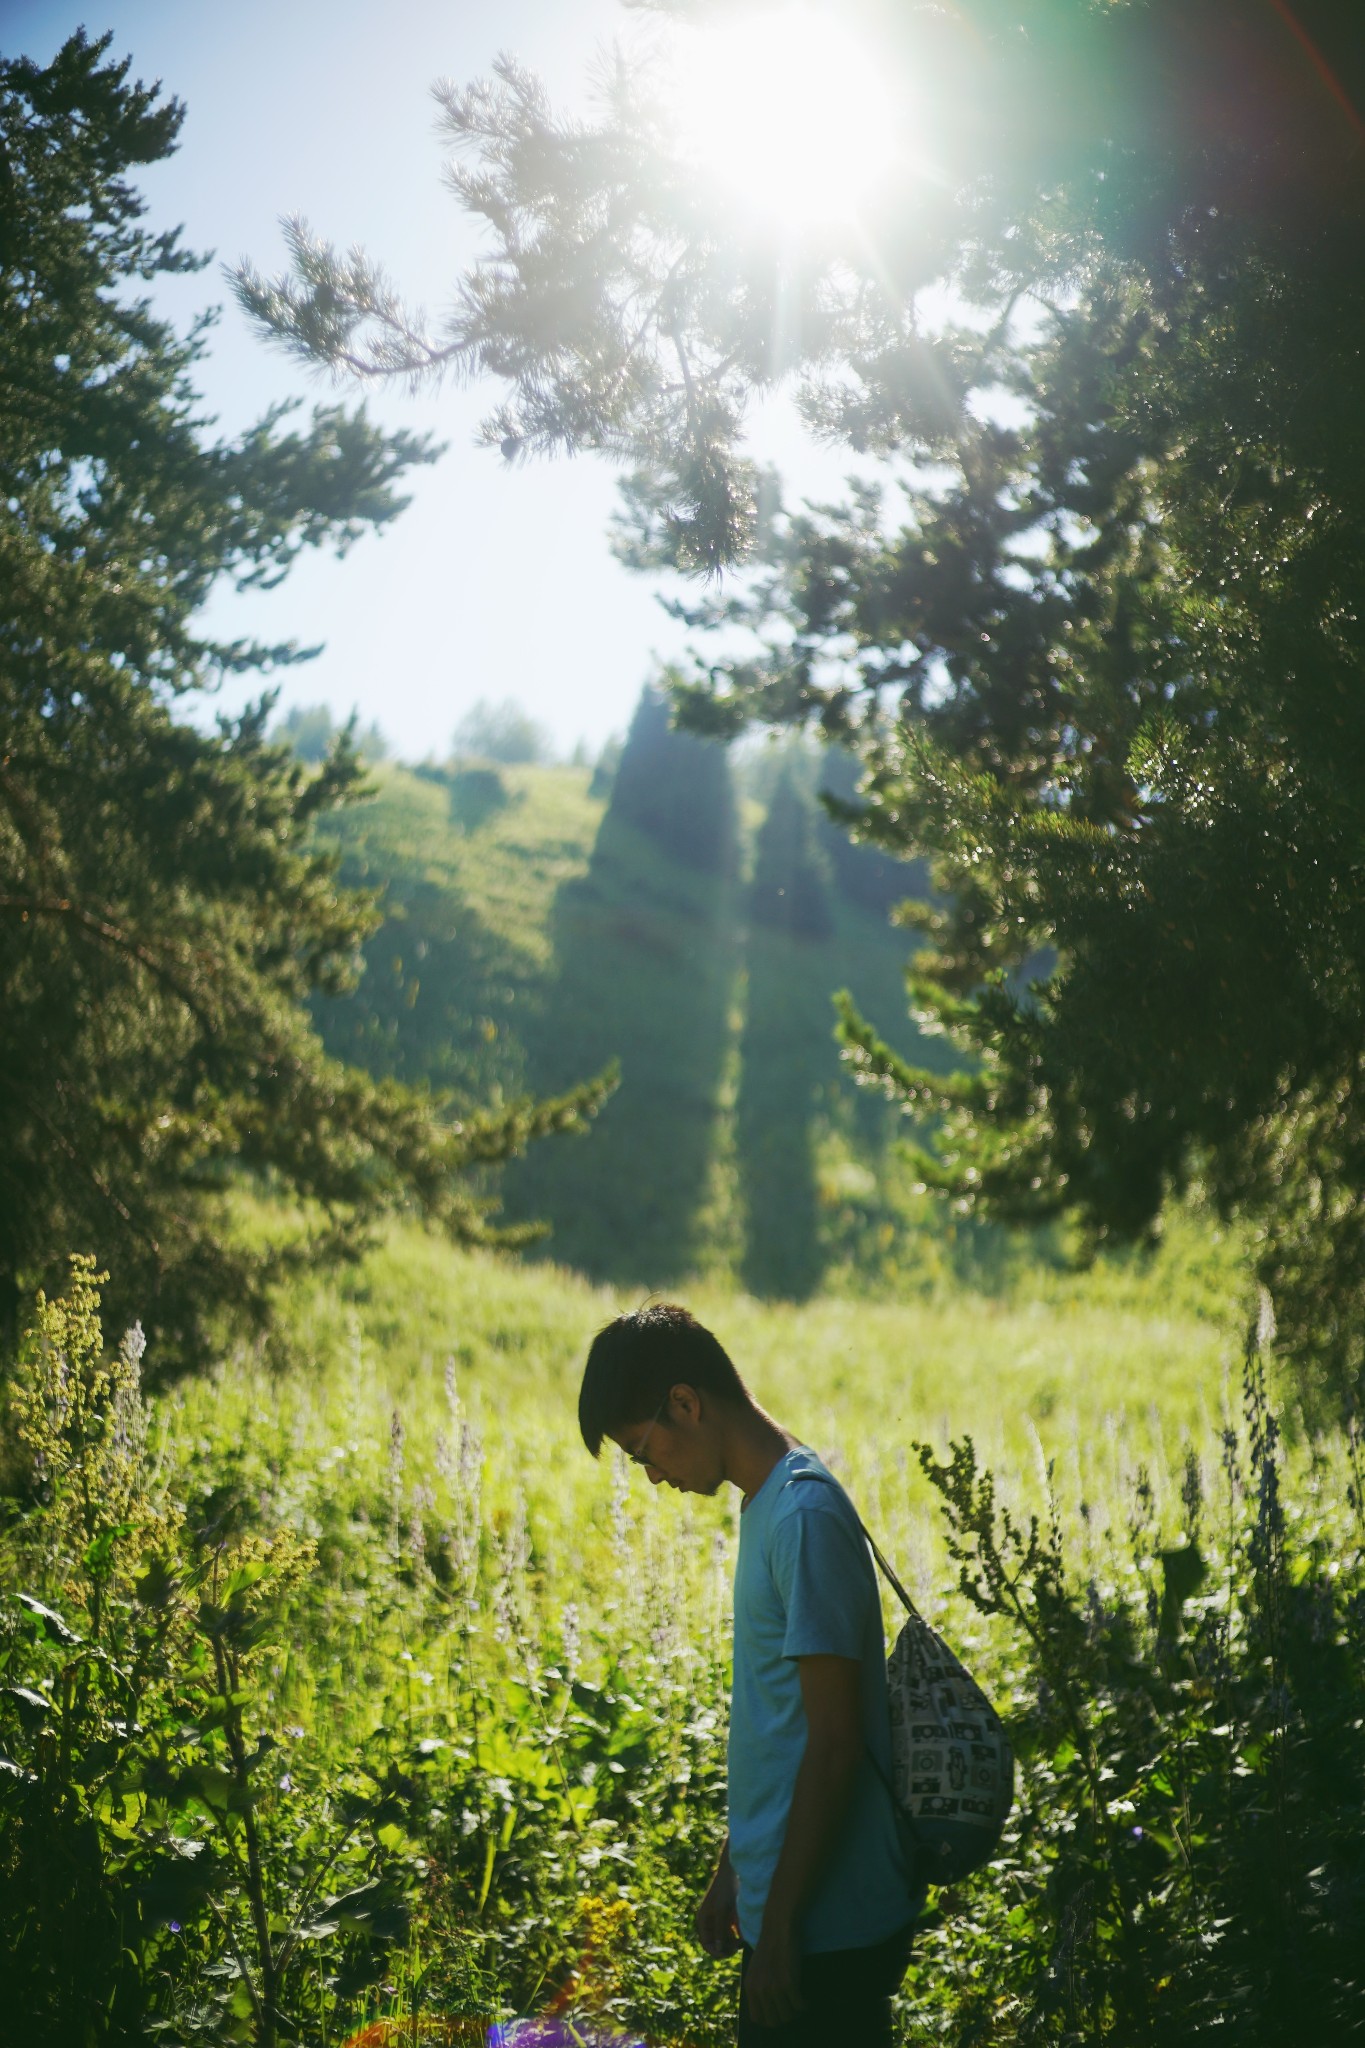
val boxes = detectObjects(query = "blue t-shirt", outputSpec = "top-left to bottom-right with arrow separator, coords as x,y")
728,1445 -> 919,1951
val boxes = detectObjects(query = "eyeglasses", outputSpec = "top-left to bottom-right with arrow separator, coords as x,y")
624,1395 -> 669,1469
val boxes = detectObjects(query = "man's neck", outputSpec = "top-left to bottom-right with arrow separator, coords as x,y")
721,1402 -> 798,1505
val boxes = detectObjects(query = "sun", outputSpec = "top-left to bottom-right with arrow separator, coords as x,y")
665,6 -> 898,227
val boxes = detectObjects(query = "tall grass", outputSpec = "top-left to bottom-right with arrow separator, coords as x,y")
11,1225 -> 1362,2045
192,1222 -> 1250,2038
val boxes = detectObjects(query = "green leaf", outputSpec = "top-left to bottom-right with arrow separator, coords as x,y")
135,1556 -> 181,1608
193,1692 -> 252,1731
1159,1544 -> 1207,1634
222,1561 -> 269,1600
83,1522 -> 135,1576
3,1685 -> 54,1729
186,1764 -> 248,1814
15,1594 -> 82,1646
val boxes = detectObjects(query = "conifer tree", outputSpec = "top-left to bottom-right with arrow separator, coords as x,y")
236,1 -> 1365,1398
749,764 -> 833,942
0,33 -> 608,1367
816,750 -> 927,918
607,678 -> 736,876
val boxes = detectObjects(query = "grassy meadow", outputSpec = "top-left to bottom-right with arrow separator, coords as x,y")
310,759 -> 963,1298
11,1203 -> 1365,2045
162,1217 -> 1253,2040
9,766 -> 1363,2047
246,1211 -> 1246,1577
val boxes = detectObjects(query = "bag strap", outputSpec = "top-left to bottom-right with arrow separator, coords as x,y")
788,1467 -> 928,1867
788,1468 -> 922,1621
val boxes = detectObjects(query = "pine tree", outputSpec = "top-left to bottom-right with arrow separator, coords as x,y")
607,678 -> 736,877
749,764 -> 833,942
234,1 -> 1365,1399
276,705 -> 388,764
0,34 -> 609,1368
816,749 -> 927,918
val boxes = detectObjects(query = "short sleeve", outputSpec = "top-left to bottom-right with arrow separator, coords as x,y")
769,1496 -> 874,1662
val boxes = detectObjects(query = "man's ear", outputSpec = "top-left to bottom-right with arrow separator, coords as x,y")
669,1381 -> 703,1425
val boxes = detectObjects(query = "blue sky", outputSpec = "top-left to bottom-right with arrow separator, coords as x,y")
8,0 -> 858,758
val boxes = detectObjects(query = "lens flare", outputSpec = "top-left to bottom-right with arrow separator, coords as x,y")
665,5 -> 898,226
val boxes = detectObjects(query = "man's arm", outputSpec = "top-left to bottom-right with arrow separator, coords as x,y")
694,1833 -> 740,1958
743,1654 -> 863,2029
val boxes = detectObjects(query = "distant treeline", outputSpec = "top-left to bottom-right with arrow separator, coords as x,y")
610,681 -> 926,926
311,684 -> 1006,1302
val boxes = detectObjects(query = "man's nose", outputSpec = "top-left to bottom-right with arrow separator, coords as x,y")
647,1465 -> 665,1487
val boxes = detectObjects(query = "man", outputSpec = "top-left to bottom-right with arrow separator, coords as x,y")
578,1303 -> 920,2046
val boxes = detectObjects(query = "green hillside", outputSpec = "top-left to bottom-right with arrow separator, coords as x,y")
312,760 -> 595,1111
311,753 -> 990,1296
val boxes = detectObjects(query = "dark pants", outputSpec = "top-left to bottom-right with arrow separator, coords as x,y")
737,1921 -> 915,2047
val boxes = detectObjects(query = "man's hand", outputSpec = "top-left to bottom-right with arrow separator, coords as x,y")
744,1915 -> 805,2028
743,1655 -> 862,2025
694,1843 -> 741,1959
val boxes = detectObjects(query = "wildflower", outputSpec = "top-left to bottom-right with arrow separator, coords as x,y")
561,1602 -> 581,1688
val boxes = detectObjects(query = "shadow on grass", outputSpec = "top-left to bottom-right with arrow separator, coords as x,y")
311,858 -> 534,1114
734,927 -> 829,1300
501,808 -> 740,1287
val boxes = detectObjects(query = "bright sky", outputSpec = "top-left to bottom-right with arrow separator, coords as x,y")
9,0 -> 861,759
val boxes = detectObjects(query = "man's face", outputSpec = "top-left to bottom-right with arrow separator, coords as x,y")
608,1385 -> 724,1496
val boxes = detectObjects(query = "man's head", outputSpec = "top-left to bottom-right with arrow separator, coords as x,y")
578,1303 -> 747,1491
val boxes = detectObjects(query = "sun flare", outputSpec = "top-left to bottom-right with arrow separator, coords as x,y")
666,6 -> 898,227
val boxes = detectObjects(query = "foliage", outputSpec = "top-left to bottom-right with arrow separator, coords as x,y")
588,735 -> 622,800
310,763 -> 588,1107
276,703 -> 389,764
608,678 -> 737,878
0,1258 -> 422,2046
816,748 -> 929,920
11,1226 -> 1363,2045
749,762 -> 832,942
236,0 -> 1365,1404
0,1253 -> 741,2047
500,764 -> 742,1285
903,1338 -> 1365,2045
0,32 -> 609,1367
739,759 -> 839,1296
308,758 -> 962,1297
453,698 -> 555,767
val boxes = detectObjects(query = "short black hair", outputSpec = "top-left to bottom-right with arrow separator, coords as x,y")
578,1304 -> 746,1456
